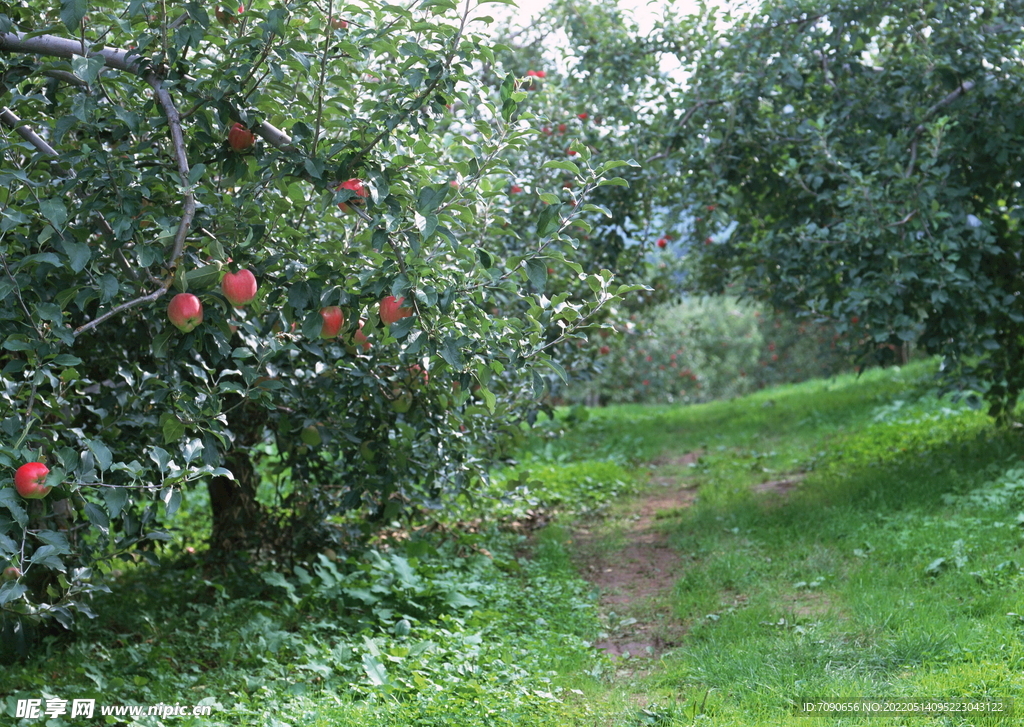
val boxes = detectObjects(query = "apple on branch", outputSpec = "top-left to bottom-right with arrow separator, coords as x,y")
336,178 -> 368,213
14,462 -> 52,500
221,268 -> 257,306
320,306 -> 345,338
380,296 -> 413,326
2,566 -> 21,580
227,123 -> 255,151
168,293 -> 204,333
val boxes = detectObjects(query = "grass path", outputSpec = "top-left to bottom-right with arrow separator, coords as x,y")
548,361 -> 1024,725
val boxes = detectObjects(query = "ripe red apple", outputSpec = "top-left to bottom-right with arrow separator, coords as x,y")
577,112 -> 588,120
167,293 -> 203,333
557,123 -> 566,134
221,269 -> 257,306
2,566 -> 20,580
14,462 -> 51,500
320,306 -> 345,338
526,70 -> 546,78
216,4 -> 243,25
380,296 -> 413,326
657,237 -> 668,248
330,16 -> 348,29
227,123 -> 255,151
336,178 -> 368,213
566,148 -> 577,156
510,185 -> 523,194
850,316 -> 860,324
599,345 -> 611,355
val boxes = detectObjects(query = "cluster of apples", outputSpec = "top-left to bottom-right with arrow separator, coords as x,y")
167,267 -> 413,348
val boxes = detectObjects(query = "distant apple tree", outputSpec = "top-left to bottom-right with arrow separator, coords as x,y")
672,0 -> 1024,420
0,0 -> 644,636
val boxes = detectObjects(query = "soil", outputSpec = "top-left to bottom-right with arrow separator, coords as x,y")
570,451 -> 701,660
568,451 -> 806,662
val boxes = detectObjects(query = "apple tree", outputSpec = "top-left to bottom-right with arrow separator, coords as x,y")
0,0 -> 642,636
670,0 -> 1024,420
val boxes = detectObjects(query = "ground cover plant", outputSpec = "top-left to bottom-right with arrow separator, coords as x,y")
6,358 -> 1024,726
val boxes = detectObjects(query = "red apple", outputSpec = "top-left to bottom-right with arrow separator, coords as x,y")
320,306 -> 345,338
850,316 -> 860,324
2,566 -> 20,580
380,296 -> 413,326
227,123 -> 255,151
330,16 -> 348,29
336,178 -> 368,213
566,148 -> 577,156
510,185 -> 523,194
167,293 -> 203,333
526,70 -> 546,78
577,112 -> 588,120
657,237 -> 668,248
14,462 -> 51,500
599,345 -> 611,355
221,269 -> 257,306
557,123 -> 567,134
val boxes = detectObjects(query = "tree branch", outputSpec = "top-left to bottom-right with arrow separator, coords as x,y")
0,107 -> 59,156
646,99 -> 725,163
905,80 -> 975,177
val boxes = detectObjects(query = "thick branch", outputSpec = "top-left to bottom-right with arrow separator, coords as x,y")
0,32 -> 296,151
0,107 -> 59,156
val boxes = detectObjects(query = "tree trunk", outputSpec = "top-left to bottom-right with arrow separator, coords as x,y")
207,400 -> 268,554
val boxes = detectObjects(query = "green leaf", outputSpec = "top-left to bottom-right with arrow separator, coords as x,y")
302,309 -> 323,339
595,159 -> 634,175
0,489 -> 28,527
439,336 -> 466,370
362,653 -> 389,686
479,385 -> 496,415
542,357 -> 568,384
188,163 -> 207,185
103,487 -> 129,519
160,413 -> 186,444
417,185 -> 448,214
64,241 -> 91,272
35,530 -> 71,554
71,55 -> 106,84
541,160 -> 580,175
536,205 -> 561,237
526,258 -> 548,290
29,545 -> 65,571
597,177 -> 629,188
39,198 -> 68,229
88,440 -> 113,472
60,0 -> 87,32
84,502 -> 109,533
0,581 -> 27,606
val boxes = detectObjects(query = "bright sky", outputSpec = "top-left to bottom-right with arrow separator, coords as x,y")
484,0 -> 712,34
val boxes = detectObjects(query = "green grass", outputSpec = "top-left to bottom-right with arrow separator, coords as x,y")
6,359 -> 1024,725
567,360 -> 1024,725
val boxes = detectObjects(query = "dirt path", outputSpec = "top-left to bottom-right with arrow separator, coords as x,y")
570,452 -> 701,660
